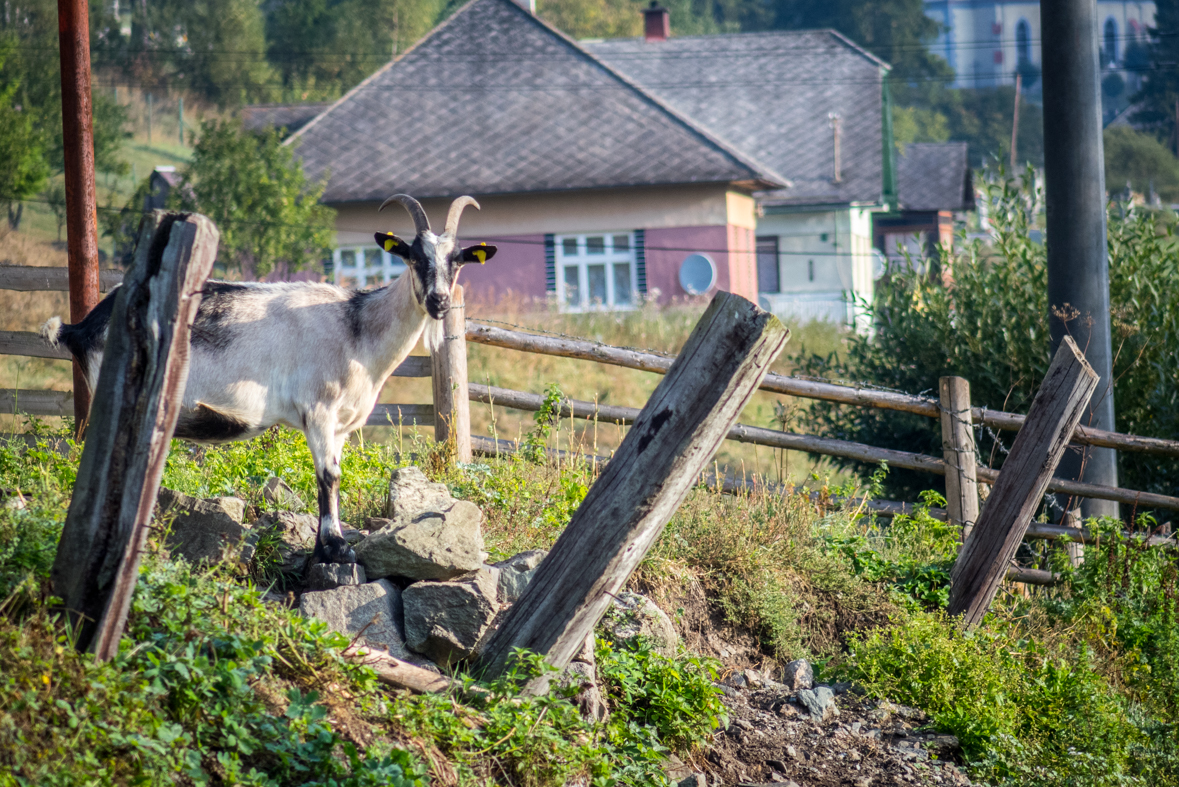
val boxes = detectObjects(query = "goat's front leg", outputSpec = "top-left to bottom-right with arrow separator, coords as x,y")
305,415 -> 356,565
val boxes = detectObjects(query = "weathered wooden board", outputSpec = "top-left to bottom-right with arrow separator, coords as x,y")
0,265 -> 123,292
0,388 -> 73,416
51,212 -> 219,658
431,285 -> 471,461
940,376 -> 980,540
365,403 -> 434,427
948,337 -> 1099,628
0,330 -> 72,360
476,293 -> 789,685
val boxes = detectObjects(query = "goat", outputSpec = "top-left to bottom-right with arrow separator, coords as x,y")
41,195 -> 497,565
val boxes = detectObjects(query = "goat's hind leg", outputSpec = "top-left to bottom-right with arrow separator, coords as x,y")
305,417 -> 356,565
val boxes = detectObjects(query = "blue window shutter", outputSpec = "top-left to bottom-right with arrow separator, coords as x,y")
635,229 -> 647,294
544,234 -> 556,292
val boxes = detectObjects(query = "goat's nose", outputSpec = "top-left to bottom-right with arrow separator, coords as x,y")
426,293 -> 449,314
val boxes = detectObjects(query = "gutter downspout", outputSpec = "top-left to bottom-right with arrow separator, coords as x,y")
881,69 -> 898,212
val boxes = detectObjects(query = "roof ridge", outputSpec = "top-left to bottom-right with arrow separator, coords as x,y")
498,0 -> 788,188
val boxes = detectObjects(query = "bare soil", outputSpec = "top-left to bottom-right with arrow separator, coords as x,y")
684,678 -> 977,787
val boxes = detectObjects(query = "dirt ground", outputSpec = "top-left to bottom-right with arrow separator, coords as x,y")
678,673 -> 977,787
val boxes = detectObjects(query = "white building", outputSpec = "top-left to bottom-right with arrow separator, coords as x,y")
924,0 -> 1154,99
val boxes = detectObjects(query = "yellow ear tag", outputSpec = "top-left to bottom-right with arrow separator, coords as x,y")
384,239 -> 395,251
474,249 -> 486,264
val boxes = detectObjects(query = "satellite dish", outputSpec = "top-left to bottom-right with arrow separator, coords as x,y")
679,254 -> 716,295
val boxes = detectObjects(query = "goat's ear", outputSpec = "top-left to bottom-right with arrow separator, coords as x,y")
460,243 -> 497,265
374,232 -> 411,255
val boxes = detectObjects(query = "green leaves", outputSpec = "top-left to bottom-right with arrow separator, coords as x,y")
171,119 -> 336,278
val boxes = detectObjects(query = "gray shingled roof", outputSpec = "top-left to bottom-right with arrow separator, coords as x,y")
896,142 -> 974,212
289,0 -> 781,202
585,30 -> 888,207
242,103 -> 332,136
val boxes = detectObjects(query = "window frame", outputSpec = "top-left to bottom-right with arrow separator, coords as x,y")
554,231 -> 638,311
331,245 -> 407,288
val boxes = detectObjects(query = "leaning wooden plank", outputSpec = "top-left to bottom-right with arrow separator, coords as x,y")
476,293 -> 789,685
0,388 -> 73,416
0,265 -> 123,292
466,323 -> 1179,458
51,212 -> 219,658
0,330 -> 72,360
948,337 -> 1098,628
470,383 -> 1179,512
342,645 -> 454,694
366,403 -> 434,427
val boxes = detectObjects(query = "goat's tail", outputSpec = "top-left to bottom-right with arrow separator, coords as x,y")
39,316 -> 64,350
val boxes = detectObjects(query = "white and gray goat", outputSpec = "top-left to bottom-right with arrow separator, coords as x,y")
41,194 -> 496,565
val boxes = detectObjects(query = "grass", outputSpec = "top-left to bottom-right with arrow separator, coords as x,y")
1,404 -> 1178,785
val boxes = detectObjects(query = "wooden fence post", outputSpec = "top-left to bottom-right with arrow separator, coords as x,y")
51,211 -> 219,658
948,336 -> 1098,628
939,376 -> 979,541
476,292 -> 789,685
432,284 -> 471,462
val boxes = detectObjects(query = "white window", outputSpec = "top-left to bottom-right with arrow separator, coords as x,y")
556,232 -> 637,310
332,246 -> 406,288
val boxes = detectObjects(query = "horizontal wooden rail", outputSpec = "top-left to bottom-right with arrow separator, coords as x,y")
0,388 -> 73,416
0,265 -> 123,292
391,355 -> 431,377
466,323 -> 1179,458
366,403 -> 433,427
468,382 -> 1179,512
0,331 -> 71,360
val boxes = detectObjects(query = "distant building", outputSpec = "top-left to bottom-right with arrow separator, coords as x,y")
924,0 -> 1154,114
284,0 -> 973,328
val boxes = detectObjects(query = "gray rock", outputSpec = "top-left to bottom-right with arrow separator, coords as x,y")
383,466 -> 452,519
158,488 -> 249,565
798,686 -> 838,722
307,562 -> 366,590
599,592 -> 679,657
356,473 -> 484,581
493,549 -> 547,603
299,579 -> 427,666
782,659 -> 814,691
262,476 -> 306,511
677,775 -> 708,787
402,568 -> 499,667
245,511 -> 318,575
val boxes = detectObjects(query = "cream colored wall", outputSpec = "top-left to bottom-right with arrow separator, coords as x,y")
331,184 -> 735,245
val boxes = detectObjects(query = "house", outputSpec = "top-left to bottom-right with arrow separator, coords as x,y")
875,142 -> 975,263
288,0 -> 967,326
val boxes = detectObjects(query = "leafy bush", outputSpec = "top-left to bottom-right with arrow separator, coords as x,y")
801,169 -> 1179,503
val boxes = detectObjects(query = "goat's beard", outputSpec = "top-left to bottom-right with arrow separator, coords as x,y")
422,317 -> 445,355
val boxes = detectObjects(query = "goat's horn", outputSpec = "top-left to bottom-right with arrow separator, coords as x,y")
443,196 -> 480,238
379,194 -> 431,235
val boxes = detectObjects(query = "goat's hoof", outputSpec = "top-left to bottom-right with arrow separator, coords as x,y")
314,540 -> 357,565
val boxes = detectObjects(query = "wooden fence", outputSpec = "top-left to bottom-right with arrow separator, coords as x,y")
4,272 -> 1176,565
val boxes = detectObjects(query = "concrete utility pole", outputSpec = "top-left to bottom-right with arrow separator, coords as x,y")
1040,0 -> 1118,520
58,0 -> 101,427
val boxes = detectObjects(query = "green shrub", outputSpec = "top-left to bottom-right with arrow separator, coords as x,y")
800,169 -> 1179,504
843,610 -> 1143,786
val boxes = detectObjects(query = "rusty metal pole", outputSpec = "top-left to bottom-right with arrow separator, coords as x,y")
58,0 -> 101,429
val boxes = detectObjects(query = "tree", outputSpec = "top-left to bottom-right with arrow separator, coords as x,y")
169,119 -> 335,277
1133,0 -> 1179,145
0,42 -> 49,229
266,0 -> 446,100
1103,125 -> 1179,202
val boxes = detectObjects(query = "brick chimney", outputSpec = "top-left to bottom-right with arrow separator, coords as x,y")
644,1 -> 669,42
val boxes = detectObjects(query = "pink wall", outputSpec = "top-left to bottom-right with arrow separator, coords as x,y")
644,225 -> 758,303
455,234 -> 548,302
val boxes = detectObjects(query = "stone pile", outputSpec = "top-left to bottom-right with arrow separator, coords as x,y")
156,466 -> 681,697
